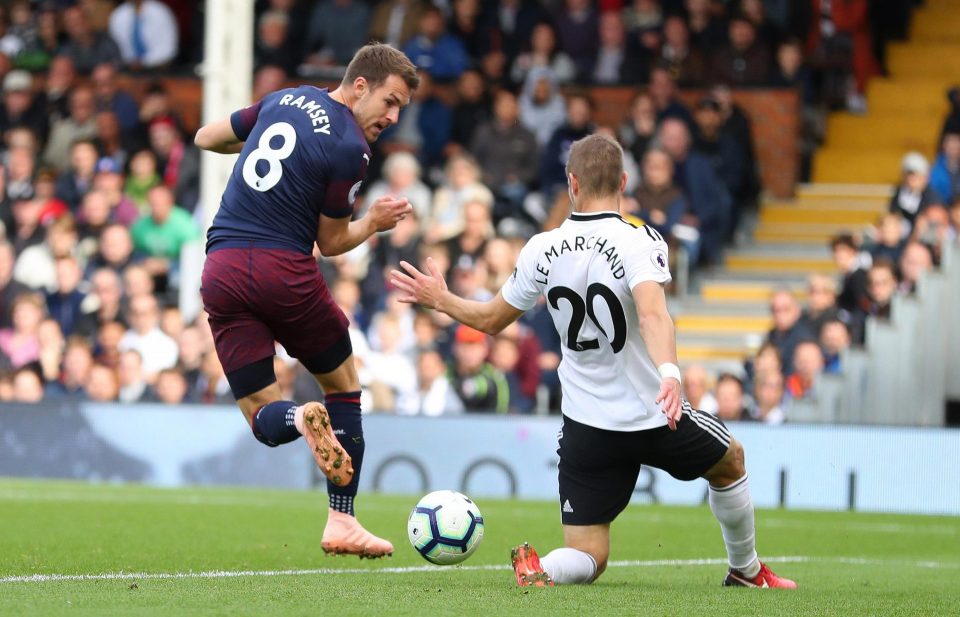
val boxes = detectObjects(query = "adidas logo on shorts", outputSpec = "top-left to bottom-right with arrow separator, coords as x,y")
562,499 -> 574,513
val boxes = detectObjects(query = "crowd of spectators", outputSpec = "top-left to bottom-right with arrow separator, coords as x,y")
685,96 -> 960,425
251,0 -> 911,182
0,0 -> 207,405
0,0 -> 941,421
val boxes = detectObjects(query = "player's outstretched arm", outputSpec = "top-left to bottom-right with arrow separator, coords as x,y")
632,280 -> 682,430
194,117 -> 244,154
390,258 -> 524,335
316,195 -> 412,256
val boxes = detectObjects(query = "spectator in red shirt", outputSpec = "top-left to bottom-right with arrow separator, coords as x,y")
786,340 -> 824,400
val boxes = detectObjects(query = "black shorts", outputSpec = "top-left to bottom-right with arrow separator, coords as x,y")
557,403 -> 731,526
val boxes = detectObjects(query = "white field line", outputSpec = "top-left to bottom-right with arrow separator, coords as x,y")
1,556 -> 958,585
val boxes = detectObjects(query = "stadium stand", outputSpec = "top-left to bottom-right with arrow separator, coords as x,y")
0,0 -> 955,426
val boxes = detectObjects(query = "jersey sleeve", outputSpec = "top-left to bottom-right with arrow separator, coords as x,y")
624,226 -> 672,289
321,141 -> 370,219
500,234 -> 546,311
229,100 -> 263,142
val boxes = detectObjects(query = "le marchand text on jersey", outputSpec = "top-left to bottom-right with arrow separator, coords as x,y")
278,94 -> 332,135
535,235 -> 626,284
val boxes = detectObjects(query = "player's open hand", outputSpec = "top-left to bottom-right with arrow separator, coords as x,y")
369,195 -> 412,232
389,258 -> 448,309
655,377 -> 682,430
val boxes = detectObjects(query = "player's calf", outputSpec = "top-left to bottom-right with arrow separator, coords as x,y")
251,400 -> 301,446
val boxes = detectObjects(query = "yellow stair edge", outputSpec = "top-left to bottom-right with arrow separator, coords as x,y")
763,202 -> 890,213
759,210 -> 883,225
795,184 -> 891,199
700,284 -> 806,303
674,315 -> 772,334
724,256 -> 835,274
677,345 -> 756,362
753,229 -> 850,244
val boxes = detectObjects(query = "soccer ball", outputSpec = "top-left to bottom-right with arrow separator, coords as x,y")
407,490 -> 484,565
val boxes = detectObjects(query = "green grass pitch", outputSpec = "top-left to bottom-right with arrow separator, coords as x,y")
0,479 -> 957,616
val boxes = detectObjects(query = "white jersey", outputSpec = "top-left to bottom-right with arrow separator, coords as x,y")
501,211 -> 672,431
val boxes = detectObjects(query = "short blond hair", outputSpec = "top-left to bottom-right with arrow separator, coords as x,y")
566,134 -> 624,200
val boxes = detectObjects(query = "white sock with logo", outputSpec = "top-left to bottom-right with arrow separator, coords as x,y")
709,474 -> 760,577
540,548 -> 597,584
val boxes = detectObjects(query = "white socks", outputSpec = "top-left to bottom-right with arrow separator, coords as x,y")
541,547 -> 598,584
709,474 -> 760,577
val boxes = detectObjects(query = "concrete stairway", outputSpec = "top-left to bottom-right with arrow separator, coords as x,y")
671,1 -> 957,372
671,184 -> 890,371
812,0 -> 959,183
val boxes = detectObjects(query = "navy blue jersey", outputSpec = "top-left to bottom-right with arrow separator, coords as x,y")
206,86 -> 371,255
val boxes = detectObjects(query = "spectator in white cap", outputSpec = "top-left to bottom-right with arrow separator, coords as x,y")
0,69 -> 47,142
889,151 -> 941,227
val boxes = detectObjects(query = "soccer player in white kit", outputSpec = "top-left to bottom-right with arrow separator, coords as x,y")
390,134 -> 796,589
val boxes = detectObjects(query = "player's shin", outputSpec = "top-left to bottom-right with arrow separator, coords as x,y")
251,401 -> 301,446
540,548 -> 598,584
708,474 -> 760,577
320,390 -> 394,557
324,391 -> 364,515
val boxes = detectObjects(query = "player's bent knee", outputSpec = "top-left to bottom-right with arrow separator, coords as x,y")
593,554 -> 609,579
566,546 -> 607,582
704,438 -> 746,485
563,531 -> 609,581
303,334 -> 353,376
313,360 -> 360,394
236,386 -> 284,426
727,439 -> 746,476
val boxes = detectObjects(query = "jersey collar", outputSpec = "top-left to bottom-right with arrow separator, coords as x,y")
569,211 -> 623,221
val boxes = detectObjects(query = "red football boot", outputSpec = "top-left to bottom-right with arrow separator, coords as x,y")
723,561 -> 797,589
511,542 -> 555,587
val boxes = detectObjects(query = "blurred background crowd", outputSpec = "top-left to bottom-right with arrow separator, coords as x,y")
0,0 -> 955,424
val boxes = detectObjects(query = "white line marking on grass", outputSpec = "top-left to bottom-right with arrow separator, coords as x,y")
2,556 -> 958,585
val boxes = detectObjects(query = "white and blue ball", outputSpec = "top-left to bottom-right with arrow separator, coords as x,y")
407,490 -> 484,565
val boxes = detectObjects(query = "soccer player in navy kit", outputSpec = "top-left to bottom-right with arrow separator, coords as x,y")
194,44 -> 419,558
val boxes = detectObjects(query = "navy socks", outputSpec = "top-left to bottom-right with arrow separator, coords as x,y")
325,391 -> 364,516
250,393 -> 364,518
251,400 -> 300,447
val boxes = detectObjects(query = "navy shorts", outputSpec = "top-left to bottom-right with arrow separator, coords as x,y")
557,404 -> 731,526
200,246 -> 352,398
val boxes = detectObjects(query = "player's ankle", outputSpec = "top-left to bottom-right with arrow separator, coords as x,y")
326,508 -> 358,524
738,558 -> 761,578
329,493 -> 355,516
293,405 -> 305,435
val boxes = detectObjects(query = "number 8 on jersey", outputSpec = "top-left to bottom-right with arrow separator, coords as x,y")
243,121 -> 297,192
